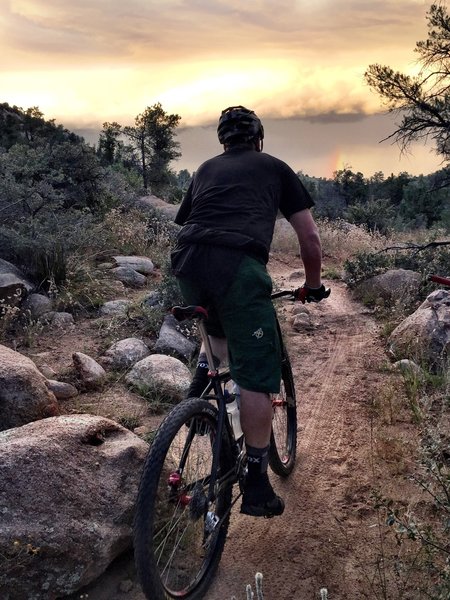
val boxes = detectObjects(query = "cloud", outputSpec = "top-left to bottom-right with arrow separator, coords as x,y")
0,0 -> 431,127
3,0 -> 428,64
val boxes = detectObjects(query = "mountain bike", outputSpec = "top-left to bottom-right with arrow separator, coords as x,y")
133,287 -> 329,600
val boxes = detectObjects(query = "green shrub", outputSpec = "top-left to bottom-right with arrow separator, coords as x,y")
344,251 -> 392,288
155,259 -> 184,309
344,244 -> 450,289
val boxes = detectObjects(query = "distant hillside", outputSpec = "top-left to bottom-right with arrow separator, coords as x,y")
0,102 -> 83,149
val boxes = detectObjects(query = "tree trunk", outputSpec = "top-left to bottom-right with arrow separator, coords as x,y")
140,137 -> 147,190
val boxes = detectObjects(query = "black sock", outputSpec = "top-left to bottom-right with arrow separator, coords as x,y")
246,444 -> 270,482
244,445 -> 275,503
186,353 -> 219,398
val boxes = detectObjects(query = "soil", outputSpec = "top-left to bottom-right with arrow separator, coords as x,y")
19,251 -> 420,600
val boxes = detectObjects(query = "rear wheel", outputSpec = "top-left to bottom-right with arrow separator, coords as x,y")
269,355 -> 297,476
134,398 -> 233,600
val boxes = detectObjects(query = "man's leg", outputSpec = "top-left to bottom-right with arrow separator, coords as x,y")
240,389 -> 272,446
239,387 -> 285,517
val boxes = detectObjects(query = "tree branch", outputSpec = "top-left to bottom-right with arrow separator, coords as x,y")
376,240 -> 450,255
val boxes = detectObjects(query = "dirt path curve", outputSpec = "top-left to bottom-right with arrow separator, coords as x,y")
69,254 -> 395,600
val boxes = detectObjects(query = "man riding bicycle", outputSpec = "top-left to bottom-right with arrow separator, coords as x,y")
171,105 -> 328,518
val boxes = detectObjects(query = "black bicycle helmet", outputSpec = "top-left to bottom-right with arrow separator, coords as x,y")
217,105 -> 264,145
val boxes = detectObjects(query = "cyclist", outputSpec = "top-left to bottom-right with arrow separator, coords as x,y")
171,105 -> 328,518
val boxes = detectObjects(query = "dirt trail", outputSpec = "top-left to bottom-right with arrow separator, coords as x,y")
206,257 -> 388,599
65,254 -> 407,600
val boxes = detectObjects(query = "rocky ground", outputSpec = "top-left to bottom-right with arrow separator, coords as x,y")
19,250 -> 422,600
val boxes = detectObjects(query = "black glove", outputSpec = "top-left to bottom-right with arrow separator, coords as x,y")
295,284 -> 330,303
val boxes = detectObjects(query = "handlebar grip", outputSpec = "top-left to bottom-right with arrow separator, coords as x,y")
294,287 -> 308,303
428,274 -> 450,287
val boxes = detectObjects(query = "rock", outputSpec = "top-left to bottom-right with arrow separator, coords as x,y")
388,290 -> 450,371
38,364 -> 57,379
133,424 -> 155,437
292,305 -> 310,316
141,291 -> 162,309
102,338 -> 150,370
354,269 -> 421,307
21,293 -> 52,319
292,312 -> 314,331
154,314 -> 197,360
51,312 -> 75,328
108,280 -> 127,295
99,299 -> 133,317
136,194 -> 179,220
288,270 -> 303,281
72,352 -> 107,389
125,354 -> 191,401
0,345 -> 59,431
111,267 -> 147,288
45,379 -> 79,400
39,310 -> 56,324
0,258 -> 33,304
392,359 -> 425,382
0,414 -> 148,599
113,256 -> 154,276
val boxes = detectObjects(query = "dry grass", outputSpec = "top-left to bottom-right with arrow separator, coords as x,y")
317,218 -> 387,263
272,217 -> 387,265
101,207 -> 151,256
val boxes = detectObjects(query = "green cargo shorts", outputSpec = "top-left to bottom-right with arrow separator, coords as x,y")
177,255 -> 281,393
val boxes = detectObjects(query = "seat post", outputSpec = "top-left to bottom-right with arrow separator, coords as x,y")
196,320 -> 218,375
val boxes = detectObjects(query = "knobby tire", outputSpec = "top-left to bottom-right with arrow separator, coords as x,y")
134,398 -> 233,600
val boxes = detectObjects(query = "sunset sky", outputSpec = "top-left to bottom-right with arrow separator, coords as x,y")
0,0 -> 444,178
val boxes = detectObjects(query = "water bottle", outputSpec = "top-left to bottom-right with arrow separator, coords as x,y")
225,382 -> 243,440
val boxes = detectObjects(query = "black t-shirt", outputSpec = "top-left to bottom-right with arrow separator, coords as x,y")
172,147 -> 314,294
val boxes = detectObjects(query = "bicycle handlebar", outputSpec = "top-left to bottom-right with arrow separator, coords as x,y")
173,286 -> 331,322
428,274 -> 450,287
272,285 -> 331,303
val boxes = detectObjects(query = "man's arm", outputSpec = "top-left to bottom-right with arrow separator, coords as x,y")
289,209 -> 322,288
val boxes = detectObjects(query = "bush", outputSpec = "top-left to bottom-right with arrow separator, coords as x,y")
344,244 -> 450,289
345,198 -> 395,235
100,208 -> 152,256
155,258 -> 184,309
344,251 -> 392,288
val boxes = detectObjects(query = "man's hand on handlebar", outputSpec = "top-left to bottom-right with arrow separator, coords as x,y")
295,284 -> 331,304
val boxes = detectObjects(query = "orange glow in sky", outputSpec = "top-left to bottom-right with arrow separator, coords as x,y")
0,0 -> 443,177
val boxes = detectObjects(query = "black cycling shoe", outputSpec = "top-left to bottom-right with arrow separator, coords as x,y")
240,494 -> 285,518
240,477 -> 285,518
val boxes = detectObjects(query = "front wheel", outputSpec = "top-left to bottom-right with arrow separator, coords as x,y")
133,398 -> 233,600
269,356 -> 297,476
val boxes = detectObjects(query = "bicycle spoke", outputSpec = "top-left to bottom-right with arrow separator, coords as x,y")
160,515 -> 193,585
153,420 -> 224,591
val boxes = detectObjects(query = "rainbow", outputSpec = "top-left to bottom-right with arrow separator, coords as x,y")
327,147 -> 351,177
